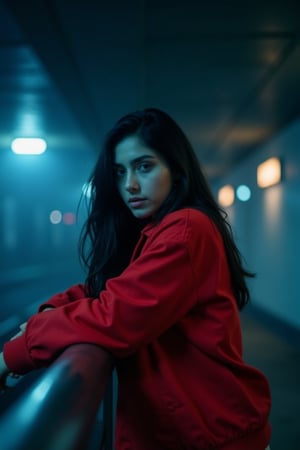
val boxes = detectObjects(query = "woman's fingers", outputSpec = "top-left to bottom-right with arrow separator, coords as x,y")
10,322 -> 27,341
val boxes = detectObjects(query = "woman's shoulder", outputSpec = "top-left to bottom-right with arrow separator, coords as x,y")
160,209 -> 223,257
142,208 -> 223,258
162,207 -> 212,229
148,208 -> 215,241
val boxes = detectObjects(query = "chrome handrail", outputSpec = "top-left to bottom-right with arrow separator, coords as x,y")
0,344 -> 114,450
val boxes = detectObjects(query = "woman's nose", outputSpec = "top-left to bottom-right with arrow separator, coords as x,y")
125,172 -> 139,192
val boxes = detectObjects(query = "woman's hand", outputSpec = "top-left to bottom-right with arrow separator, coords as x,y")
9,307 -> 54,341
1,307 -> 55,389
10,322 -> 27,341
0,322 -> 27,388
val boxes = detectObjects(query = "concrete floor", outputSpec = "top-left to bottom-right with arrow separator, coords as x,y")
241,308 -> 300,450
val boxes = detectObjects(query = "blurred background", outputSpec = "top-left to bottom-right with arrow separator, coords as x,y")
0,1 -> 299,448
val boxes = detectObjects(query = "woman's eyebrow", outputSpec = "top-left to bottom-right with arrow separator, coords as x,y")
131,155 -> 156,164
114,155 -> 156,166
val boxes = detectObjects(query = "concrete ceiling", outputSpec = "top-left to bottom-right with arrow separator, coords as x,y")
1,0 -> 300,183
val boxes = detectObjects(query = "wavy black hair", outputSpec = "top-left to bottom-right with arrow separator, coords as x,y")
79,108 -> 254,309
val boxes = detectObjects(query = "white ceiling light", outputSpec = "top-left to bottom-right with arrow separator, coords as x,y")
11,138 -> 47,155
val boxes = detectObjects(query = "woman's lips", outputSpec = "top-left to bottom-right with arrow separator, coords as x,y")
128,198 -> 147,208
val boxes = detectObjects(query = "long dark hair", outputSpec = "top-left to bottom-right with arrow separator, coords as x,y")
79,108 -> 254,309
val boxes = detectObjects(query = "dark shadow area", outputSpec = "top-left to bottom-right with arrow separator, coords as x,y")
242,307 -> 300,450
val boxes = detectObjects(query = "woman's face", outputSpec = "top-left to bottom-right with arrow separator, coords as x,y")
114,135 -> 172,219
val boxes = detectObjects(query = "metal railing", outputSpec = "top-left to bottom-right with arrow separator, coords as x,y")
0,344 -> 114,450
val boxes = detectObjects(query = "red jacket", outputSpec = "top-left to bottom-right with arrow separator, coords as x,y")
4,208 -> 271,449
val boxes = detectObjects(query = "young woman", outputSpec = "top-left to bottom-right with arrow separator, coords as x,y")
0,108 -> 271,449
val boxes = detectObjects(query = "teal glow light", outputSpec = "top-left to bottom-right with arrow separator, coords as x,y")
236,185 -> 251,202
11,138 -> 47,155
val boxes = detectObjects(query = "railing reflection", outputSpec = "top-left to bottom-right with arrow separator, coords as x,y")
0,344 -> 114,450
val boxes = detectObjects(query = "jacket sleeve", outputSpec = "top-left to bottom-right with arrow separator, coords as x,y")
38,284 -> 87,310
3,212 -> 222,374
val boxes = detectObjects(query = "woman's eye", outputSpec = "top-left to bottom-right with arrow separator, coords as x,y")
114,167 -> 125,177
137,162 -> 152,172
